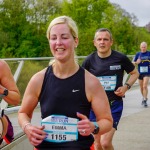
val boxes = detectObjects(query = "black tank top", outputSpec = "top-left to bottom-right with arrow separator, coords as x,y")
36,66 -> 94,149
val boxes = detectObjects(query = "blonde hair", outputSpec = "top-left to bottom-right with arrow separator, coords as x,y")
47,16 -> 78,65
46,16 -> 78,40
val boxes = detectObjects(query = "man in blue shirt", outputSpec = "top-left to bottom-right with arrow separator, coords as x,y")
133,42 -> 150,107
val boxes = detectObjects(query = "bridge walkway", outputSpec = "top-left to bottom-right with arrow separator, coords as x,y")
113,85 -> 150,150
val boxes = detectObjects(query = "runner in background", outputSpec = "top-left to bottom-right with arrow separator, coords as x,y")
0,59 -> 20,145
82,28 -> 139,150
133,41 -> 150,107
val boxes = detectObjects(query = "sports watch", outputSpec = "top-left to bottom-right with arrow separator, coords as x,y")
3,89 -> 8,96
0,89 -> 8,98
125,83 -> 131,90
92,125 -> 99,134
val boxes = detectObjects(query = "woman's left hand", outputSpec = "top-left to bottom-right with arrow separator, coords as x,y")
76,112 -> 94,136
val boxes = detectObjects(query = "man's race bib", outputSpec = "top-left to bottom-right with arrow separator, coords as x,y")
140,66 -> 148,73
97,76 -> 117,91
41,115 -> 78,143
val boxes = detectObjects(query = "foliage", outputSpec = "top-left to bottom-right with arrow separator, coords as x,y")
62,0 -> 110,56
100,4 -> 137,54
0,0 -> 150,58
0,0 -> 61,58
17,60 -> 49,98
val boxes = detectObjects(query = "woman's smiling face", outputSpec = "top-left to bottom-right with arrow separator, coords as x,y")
49,23 -> 78,62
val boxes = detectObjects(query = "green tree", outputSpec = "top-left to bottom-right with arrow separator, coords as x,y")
62,0 -> 110,56
0,0 -> 61,58
0,0 -> 150,58
0,0 -> 27,57
100,3 -> 138,54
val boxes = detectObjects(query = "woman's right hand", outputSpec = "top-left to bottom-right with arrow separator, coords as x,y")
24,124 -> 47,146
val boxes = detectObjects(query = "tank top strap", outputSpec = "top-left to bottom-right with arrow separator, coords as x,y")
39,66 -> 52,100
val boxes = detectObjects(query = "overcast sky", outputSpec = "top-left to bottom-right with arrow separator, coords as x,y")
109,0 -> 150,26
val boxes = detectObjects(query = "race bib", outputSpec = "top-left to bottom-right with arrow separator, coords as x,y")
41,115 -> 78,143
97,76 -> 117,91
140,66 -> 148,73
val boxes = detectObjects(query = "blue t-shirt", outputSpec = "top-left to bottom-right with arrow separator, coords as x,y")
133,51 -> 150,75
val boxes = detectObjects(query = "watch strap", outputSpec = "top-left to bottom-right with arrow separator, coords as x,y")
0,89 -> 8,98
3,89 -> 8,96
125,83 -> 131,90
92,122 -> 99,134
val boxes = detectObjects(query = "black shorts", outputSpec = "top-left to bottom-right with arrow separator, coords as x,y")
138,74 -> 150,80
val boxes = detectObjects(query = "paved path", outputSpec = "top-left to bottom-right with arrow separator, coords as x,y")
113,86 -> 150,150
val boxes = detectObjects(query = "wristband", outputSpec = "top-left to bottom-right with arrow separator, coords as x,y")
22,122 -> 31,133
